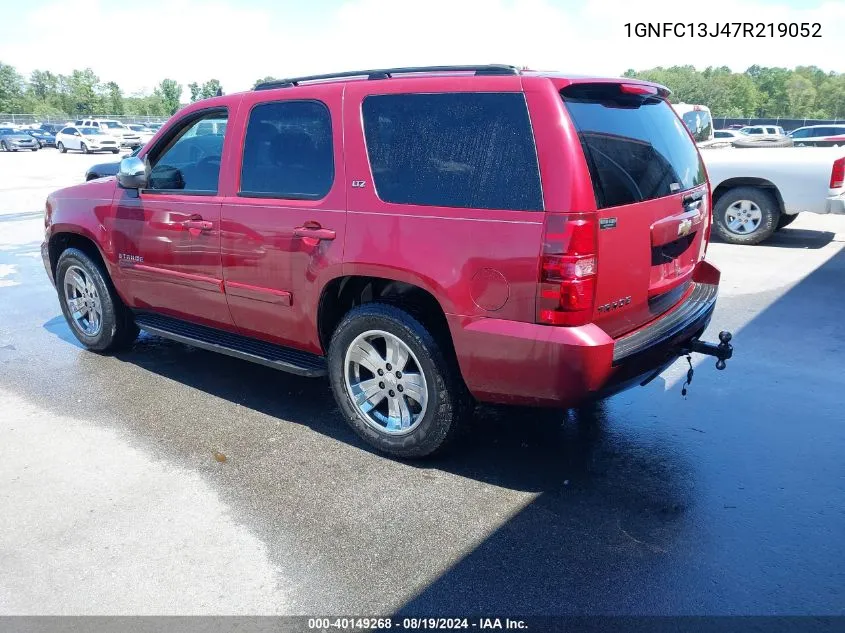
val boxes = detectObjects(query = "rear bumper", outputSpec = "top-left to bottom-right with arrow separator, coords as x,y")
450,262 -> 721,407
825,194 -> 845,215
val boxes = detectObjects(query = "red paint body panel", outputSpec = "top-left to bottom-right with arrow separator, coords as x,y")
219,83 -> 347,354
43,70 -> 721,407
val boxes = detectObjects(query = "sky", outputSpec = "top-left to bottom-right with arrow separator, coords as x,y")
1,0 -> 843,99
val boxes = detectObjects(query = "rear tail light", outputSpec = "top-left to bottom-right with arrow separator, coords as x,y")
536,213 -> 598,326
830,157 -> 845,189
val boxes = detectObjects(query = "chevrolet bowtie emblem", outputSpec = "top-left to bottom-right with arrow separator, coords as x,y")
678,218 -> 693,237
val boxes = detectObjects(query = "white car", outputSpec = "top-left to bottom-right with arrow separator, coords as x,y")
126,123 -> 155,145
698,129 -> 743,149
703,147 -> 845,244
55,126 -> 120,154
739,125 -> 787,138
789,125 -> 845,147
74,119 -> 142,148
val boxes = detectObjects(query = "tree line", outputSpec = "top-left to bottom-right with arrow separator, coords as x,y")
0,61 -> 226,118
624,65 -> 845,119
3,61 -> 845,120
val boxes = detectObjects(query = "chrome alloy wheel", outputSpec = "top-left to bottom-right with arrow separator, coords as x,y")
725,200 -> 763,235
343,329 -> 428,435
63,264 -> 103,336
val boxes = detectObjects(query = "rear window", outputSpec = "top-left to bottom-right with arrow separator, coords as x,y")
680,110 -> 713,143
562,84 -> 705,210
362,93 -> 543,211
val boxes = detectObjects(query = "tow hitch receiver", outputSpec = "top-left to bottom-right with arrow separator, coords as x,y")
684,331 -> 734,370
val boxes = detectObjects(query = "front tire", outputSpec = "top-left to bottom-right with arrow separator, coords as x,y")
328,303 -> 472,458
713,187 -> 780,245
0,141 -> 7,152
57,142 -> 66,153
55,248 -> 138,352
80,142 -> 89,154
111,149 -> 119,154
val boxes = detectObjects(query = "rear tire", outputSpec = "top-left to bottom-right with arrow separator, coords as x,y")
31,147 -> 38,152
112,149 -> 119,154
776,213 -> 799,230
0,141 -> 6,152
713,187 -> 780,245
328,303 -> 472,458
55,248 -> 138,353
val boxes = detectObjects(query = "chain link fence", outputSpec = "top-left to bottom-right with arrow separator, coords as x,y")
0,113 -> 169,126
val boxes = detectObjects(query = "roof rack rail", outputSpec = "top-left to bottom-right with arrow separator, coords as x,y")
254,65 -> 519,90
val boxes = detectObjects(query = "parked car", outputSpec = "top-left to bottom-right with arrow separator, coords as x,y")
42,65 -> 733,458
703,147 -> 845,244
38,123 -> 64,135
85,146 -> 143,180
698,129 -> 742,149
788,125 -> 845,147
27,129 -> 57,148
55,127 -> 120,154
740,125 -> 786,137
126,124 -> 155,145
75,119 -> 142,148
733,125 -> 792,148
0,127 -> 39,151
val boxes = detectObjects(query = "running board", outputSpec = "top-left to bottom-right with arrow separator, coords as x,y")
133,312 -> 327,377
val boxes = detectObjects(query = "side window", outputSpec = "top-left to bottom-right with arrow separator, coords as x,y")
362,92 -> 543,211
791,128 -> 809,139
239,100 -> 334,199
147,110 -> 228,194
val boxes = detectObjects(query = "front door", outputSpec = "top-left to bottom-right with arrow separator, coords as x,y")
112,108 -> 235,328
219,84 -> 346,355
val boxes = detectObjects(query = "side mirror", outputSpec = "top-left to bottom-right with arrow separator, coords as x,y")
117,156 -> 148,190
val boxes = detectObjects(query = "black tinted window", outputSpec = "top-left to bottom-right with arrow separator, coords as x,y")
240,100 -> 333,199
362,93 -> 542,211
148,111 -> 227,193
562,84 -> 705,210
791,128 -> 811,138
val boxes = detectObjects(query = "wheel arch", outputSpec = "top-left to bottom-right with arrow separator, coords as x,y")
317,274 -> 455,360
48,230 -> 111,283
711,178 -> 785,216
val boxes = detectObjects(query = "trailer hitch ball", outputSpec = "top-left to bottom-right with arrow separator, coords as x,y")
716,331 -> 732,370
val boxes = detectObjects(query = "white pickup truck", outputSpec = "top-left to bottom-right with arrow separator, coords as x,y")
703,147 -> 845,244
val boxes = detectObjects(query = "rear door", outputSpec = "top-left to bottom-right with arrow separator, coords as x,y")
560,83 -> 709,338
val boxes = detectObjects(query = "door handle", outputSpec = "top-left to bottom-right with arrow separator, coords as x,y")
182,218 -> 213,232
293,223 -> 336,241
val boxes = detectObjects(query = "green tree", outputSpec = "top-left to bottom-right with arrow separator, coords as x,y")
200,79 -> 223,99
105,81 -> 124,115
0,62 -> 25,112
786,74 -> 816,117
158,78 -> 182,115
253,76 -> 278,88
188,82 -> 201,102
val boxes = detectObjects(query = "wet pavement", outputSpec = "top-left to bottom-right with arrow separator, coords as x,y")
1,150 -> 844,615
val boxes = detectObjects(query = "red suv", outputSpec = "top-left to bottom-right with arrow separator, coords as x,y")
42,65 -> 733,458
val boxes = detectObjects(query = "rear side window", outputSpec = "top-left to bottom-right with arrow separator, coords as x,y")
562,84 -> 705,210
240,100 -> 334,199
362,93 -> 543,211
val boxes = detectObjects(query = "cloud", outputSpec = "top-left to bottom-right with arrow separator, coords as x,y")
2,0 -> 844,98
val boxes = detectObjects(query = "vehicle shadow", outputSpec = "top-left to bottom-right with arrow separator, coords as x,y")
711,227 -> 837,249
763,227 -> 837,249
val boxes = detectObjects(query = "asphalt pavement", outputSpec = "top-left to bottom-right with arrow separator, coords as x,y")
1,149 -> 843,615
